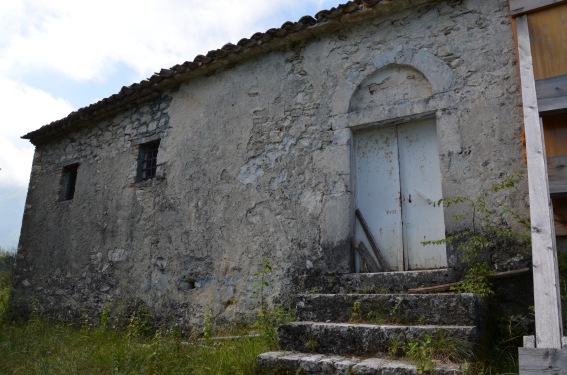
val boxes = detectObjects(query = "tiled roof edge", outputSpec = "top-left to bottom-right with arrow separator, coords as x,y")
22,0 -> 434,145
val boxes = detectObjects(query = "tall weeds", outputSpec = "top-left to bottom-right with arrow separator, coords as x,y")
0,255 -> 293,374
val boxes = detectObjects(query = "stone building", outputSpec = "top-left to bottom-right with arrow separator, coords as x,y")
14,0 -> 532,327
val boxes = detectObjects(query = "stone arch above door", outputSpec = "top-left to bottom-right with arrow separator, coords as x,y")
330,48 -> 455,115
349,64 -> 432,112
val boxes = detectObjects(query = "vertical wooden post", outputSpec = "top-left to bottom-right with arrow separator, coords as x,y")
517,15 -> 563,349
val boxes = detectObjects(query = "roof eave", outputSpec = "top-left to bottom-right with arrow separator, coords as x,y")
22,0 -> 438,146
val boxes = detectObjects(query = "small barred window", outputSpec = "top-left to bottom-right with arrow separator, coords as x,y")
137,140 -> 160,182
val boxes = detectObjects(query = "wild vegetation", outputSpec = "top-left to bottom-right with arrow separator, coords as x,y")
385,331 -> 473,374
0,253 -> 291,375
0,250 -> 553,375
1,171 -> 566,375
347,296 -> 535,374
423,173 -> 531,298
419,173 -> 540,373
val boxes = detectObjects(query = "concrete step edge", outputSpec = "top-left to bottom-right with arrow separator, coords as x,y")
278,322 -> 480,358
284,321 -> 478,329
296,292 -> 474,297
257,351 -> 465,374
294,292 -> 487,325
310,269 -> 460,293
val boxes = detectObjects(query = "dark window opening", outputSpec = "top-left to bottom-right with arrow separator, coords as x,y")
59,163 -> 79,201
137,140 -> 160,182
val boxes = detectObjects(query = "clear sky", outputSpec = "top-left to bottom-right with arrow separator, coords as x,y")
0,0 -> 341,251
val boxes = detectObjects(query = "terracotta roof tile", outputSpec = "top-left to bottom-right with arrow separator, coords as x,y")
324,8 -> 343,19
221,42 -> 236,51
339,1 -> 360,13
298,16 -> 317,26
23,0 -> 433,144
159,68 -> 175,77
266,28 -> 288,38
206,49 -> 227,59
314,10 -> 331,21
193,54 -> 212,64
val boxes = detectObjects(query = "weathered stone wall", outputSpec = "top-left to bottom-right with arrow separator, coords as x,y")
14,0 -> 528,327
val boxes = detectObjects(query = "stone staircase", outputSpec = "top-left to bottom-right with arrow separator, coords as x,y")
257,269 -> 487,374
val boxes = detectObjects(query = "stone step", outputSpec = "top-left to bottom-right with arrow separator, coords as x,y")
295,293 -> 487,326
257,351 -> 465,374
308,269 -> 459,294
278,322 -> 479,359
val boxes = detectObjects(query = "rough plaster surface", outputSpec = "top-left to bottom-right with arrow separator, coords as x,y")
14,0 -> 528,327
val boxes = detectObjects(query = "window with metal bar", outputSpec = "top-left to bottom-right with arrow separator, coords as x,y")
137,140 -> 160,182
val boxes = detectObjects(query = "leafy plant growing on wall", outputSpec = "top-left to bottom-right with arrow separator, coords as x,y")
423,173 -> 531,297
251,259 -> 294,347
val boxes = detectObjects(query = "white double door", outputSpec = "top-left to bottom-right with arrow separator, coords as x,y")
354,118 -> 447,271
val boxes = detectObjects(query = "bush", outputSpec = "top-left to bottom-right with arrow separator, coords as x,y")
0,248 -> 15,273
0,248 -> 15,323
423,173 -> 530,297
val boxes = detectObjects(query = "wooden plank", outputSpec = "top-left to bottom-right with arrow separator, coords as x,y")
537,75 -> 567,113
526,4 -> 567,80
517,15 -> 564,349
524,335 -> 536,348
539,97 -> 567,114
407,282 -> 457,294
542,113 -> 567,157
354,241 -> 382,273
524,335 -> 567,348
489,267 -> 531,280
537,75 -> 567,102
407,268 -> 532,294
510,0 -> 567,16
548,155 -> 567,195
552,197 -> 567,236
518,348 -> 567,374
355,209 -> 392,271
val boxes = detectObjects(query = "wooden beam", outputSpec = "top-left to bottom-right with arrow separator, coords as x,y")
509,0 -> 567,16
537,75 -> 567,102
548,155 -> 567,195
354,241 -> 382,273
518,348 -> 567,374
489,267 -> 532,280
407,282 -> 458,294
537,75 -> 567,113
355,209 -> 392,271
523,336 -> 567,348
527,3 -> 567,80
539,98 -> 567,114
517,15 -> 564,349
407,268 -> 532,294
552,198 -> 567,235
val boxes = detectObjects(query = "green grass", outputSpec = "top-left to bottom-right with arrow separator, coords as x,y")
0,320 -> 273,374
0,248 -> 539,374
0,250 -> 283,375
